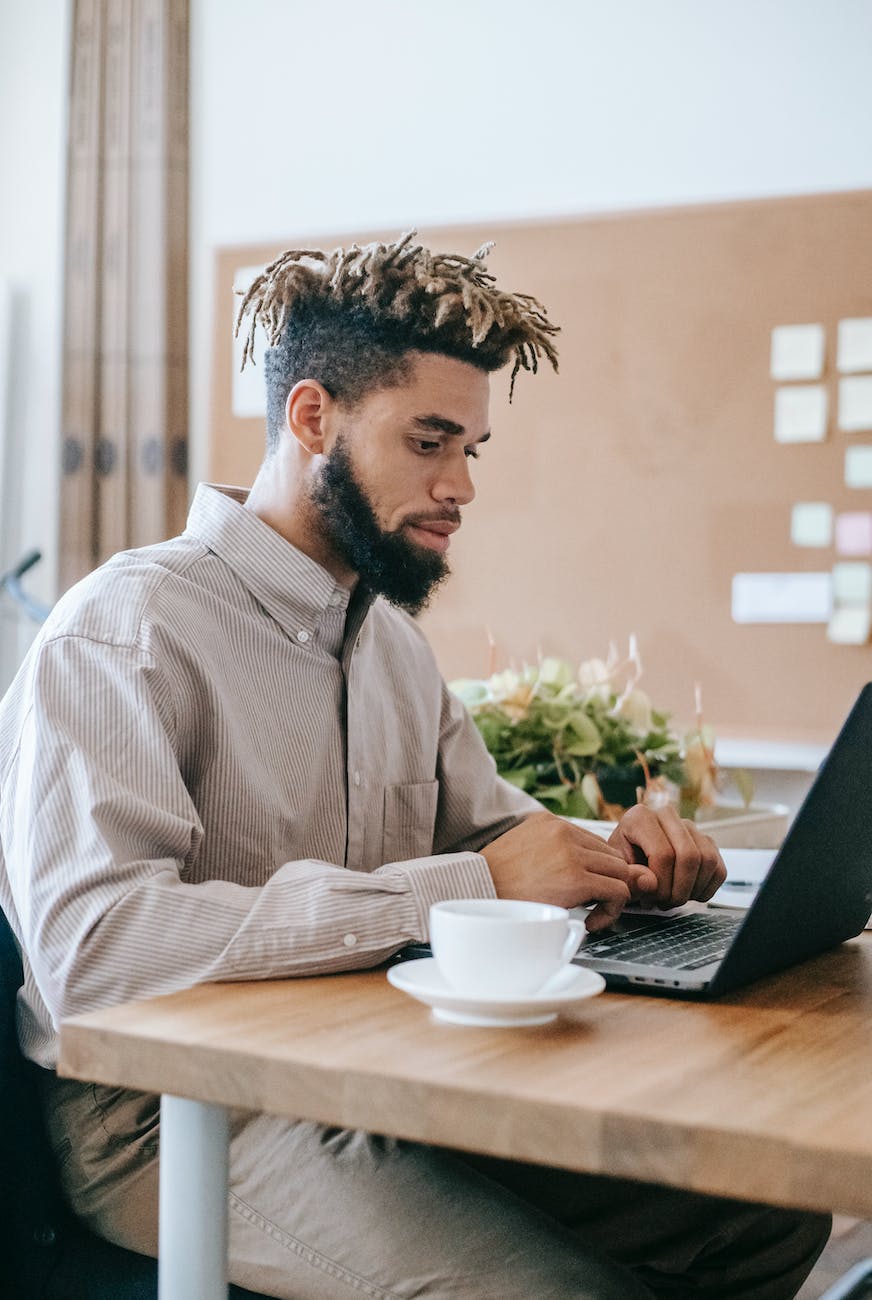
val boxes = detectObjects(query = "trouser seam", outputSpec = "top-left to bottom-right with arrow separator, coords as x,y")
229,1190 -> 406,1299
87,1082 -> 159,1157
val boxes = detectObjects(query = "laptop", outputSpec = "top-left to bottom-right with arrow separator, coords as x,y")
395,683 -> 872,998
569,682 -> 872,996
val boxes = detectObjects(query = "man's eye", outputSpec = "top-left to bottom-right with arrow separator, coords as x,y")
414,440 -> 440,453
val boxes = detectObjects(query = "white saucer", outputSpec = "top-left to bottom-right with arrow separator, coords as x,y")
387,958 -> 605,1027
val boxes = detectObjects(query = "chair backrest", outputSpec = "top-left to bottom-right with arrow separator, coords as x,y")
0,903 -> 71,1294
0,907 -> 270,1299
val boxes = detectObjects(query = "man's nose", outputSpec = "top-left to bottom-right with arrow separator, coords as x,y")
432,454 -> 476,506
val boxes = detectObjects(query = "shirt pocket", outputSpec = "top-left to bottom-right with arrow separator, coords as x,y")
382,780 -> 440,864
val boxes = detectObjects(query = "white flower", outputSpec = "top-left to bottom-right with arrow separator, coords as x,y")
449,679 -> 489,710
613,687 -> 653,734
577,657 -> 614,702
538,657 -> 574,689
485,669 -> 536,720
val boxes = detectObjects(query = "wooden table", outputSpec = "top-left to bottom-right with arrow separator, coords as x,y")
59,935 -> 872,1299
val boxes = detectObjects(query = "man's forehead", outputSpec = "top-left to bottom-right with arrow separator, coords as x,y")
404,350 -> 490,386
382,353 -> 491,421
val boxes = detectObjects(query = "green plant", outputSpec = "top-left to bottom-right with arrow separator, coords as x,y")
451,646 -> 734,820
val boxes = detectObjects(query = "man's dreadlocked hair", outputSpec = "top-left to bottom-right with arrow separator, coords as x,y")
235,230 -> 560,450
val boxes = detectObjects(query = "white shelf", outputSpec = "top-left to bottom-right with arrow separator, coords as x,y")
713,738 -> 827,773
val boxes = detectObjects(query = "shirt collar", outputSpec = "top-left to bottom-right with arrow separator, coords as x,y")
185,483 -> 367,642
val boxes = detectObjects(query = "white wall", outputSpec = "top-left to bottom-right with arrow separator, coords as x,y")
0,0 -> 68,688
189,0 -> 872,479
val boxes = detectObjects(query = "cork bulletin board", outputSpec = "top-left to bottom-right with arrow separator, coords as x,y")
208,191 -> 872,744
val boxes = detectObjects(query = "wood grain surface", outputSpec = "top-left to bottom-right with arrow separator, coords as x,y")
59,934 -> 872,1218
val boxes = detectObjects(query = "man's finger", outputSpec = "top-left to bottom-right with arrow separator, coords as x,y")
683,823 -> 726,900
582,877 -> 633,931
650,806 -> 704,907
565,824 -> 627,859
573,844 -> 658,889
610,807 -> 677,905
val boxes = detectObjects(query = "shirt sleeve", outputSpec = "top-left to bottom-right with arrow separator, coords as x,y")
1,634 -> 495,1051
432,677 -> 543,855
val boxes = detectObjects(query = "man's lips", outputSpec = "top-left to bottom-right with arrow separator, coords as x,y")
405,520 -> 459,553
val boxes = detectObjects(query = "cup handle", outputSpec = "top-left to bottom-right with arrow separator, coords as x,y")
562,919 -> 586,963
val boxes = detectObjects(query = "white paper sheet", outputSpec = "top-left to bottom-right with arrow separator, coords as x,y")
773,385 -> 828,443
838,375 -> 872,432
844,445 -> 872,489
837,317 -> 872,373
790,502 -> 832,547
731,572 -> 832,624
770,324 -> 825,381
708,849 -> 777,909
231,264 -> 267,419
0,280 -> 10,550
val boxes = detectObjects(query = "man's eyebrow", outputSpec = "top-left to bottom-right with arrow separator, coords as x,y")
412,415 -> 491,442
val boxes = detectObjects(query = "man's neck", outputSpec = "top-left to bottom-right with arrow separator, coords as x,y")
245,452 -> 358,591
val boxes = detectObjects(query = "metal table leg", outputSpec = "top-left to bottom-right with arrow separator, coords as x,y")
159,1094 -> 230,1300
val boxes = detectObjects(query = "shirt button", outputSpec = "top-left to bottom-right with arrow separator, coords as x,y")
343,933 -> 358,948
296,629 -> 310,643
353,770 -> 361,786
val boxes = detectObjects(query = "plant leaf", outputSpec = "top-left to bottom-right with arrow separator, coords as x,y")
564,787 -> 597,819
534,783 -> 572,807
501,765 -> 538,791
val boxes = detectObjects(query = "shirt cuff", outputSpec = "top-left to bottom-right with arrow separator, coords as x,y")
380,852 -> 497,939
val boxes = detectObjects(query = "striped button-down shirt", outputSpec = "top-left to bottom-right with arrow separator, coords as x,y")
0,484 -> 536,1067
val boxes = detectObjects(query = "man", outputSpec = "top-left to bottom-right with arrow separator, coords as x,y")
0,231 -> 827,1297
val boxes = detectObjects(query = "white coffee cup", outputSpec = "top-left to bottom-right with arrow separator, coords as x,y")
429,899 -> 586,998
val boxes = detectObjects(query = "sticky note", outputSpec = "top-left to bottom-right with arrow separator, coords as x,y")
835,512 -> 872,556
731,573 -> 832,624
837,318 -> 872,374
791,502 -> 833,548
832,562 -> 872,605
845,445 -> 872,488
771,324 -> 825,381
838,376 -> 872,433
827,606 -> 872,644
774,386 -> 828,443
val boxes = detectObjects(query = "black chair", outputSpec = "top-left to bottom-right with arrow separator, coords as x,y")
0,905 -> 270,1298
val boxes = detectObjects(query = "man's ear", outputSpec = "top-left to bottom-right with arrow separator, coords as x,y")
285,380 -> 331,455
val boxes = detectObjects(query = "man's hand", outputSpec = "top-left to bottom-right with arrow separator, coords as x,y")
608,804 -> 726,908
480,811 -> 659,932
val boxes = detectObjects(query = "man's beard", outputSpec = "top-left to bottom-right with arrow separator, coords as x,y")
309,436 -> 456,615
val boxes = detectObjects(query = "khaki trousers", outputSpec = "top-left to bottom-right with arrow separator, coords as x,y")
41,1074 -> 829,1299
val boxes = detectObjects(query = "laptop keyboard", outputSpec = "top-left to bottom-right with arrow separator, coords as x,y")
580,912 -> 742,970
